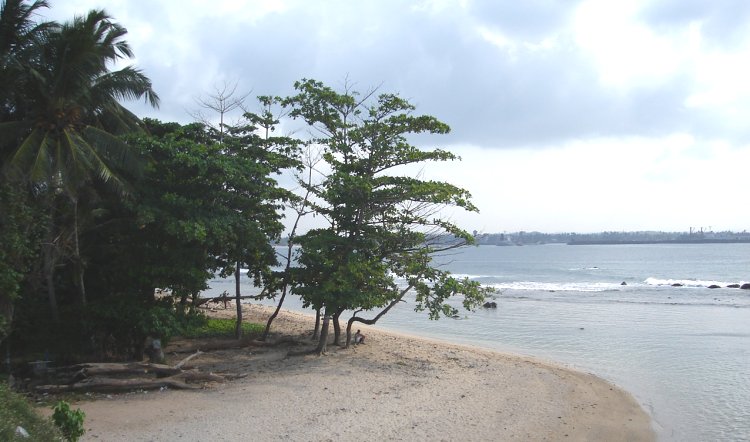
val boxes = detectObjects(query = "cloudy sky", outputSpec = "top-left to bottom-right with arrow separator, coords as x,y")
41,0 -> 750,233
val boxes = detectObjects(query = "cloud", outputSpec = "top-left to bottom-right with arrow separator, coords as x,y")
41,0 -> 750,148
39,0 -> 750,231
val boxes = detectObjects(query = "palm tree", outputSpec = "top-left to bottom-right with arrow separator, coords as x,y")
1,3 -> 159,319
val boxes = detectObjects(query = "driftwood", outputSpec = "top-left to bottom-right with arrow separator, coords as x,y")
194,294 -> 262,307
69,362 -> 182,379
175,350 -> 203,369
194,287 -> 271,307
35,356 -> 225,393
168,336 -> 302,354
35,376 -> 199,393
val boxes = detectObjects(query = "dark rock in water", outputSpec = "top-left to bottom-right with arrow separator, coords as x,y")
740,283 -> 750,290
727,284 -> 740,288
707,285 -> 721,289
671,283 -> 683,287
483,301 -> 498,309
620,281 -> 627,286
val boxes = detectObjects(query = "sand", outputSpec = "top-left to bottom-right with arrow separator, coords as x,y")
75,304 -> 654,441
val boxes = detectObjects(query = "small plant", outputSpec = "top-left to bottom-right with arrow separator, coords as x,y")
52,401 -> 85,442
0,383 -> 60,441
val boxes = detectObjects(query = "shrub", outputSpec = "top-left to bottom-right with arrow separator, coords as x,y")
0,382 -> 61,441
52,400 -> 85,442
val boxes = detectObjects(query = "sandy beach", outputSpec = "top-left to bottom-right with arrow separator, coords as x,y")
75,304 -> 654,441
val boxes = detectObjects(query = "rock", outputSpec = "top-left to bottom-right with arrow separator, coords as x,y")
671,283 -> 683,287
727,284 -> 740,288
707,285 -> 721,289
15,426 -> 30,438
620,281 -> 627,286
740,283 -> 750,290
144,337 -> 165,364
483,301 -> 497,309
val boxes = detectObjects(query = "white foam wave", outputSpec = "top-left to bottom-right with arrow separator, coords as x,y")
450,273 -> 497,279
487,281 -> 623,292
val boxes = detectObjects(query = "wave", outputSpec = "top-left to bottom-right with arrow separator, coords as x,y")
449,273 -> 499,280
486,281 -> 625,292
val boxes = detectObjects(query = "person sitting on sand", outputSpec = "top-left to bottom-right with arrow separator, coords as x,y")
353,329 -> 365,344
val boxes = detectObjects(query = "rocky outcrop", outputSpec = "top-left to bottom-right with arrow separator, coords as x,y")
740,283 -> 750,290
483,301 -> 497,309
726,284 -> 740,288
707,285 -> 721,289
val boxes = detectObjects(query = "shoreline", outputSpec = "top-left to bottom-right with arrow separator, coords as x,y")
76,303 -> 655,441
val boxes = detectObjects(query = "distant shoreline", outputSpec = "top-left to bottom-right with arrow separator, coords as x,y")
567,239 -> 750,245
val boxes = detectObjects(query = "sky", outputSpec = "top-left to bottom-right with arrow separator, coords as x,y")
40,0 -> 750,233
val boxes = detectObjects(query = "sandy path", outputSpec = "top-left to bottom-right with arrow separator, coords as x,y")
77,304 -> 654,441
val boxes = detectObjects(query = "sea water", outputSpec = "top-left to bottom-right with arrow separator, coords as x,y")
203,243 -> 750,441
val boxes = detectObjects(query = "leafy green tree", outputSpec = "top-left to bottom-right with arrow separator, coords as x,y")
221,96 -> 300,337
192,89 -> 301,338
74,118 -> 297,355
288,79 -> 490,352
0,0 -> 55,126
0,3 -> 159,320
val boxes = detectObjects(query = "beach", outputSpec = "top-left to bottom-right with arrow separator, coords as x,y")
75,304 -> 654,441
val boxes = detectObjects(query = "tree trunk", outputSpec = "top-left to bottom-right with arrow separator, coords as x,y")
315,315 -> 330,355
72,199 -> 86,306
262,284 -> 286,341
344,286 -> 411,348
42,240 -> 59,323
234,262 -> 242,339
312,307 -> 321,340
332,308 -> 343,346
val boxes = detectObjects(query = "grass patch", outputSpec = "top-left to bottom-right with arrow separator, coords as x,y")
180,318 -> 264,339
0,382 -> 61,441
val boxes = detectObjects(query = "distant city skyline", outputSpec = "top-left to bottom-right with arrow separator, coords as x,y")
42,0 -> 750,233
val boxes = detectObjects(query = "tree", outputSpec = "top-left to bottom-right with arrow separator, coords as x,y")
288,79 -> 490,352
191,87 -> 300,339
0,4 -> 159,320
190,80 -> 250,145
261,144 -> 320,341
218,98 -> 300,338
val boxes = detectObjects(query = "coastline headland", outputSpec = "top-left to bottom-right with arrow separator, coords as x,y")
74,304 -> 655,441
567,238 -> 750,245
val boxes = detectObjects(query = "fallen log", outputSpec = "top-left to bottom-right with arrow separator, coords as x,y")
165,336 -> 301,354
35,376 -> 200,393
67,362 -> 182,383
171,370 -> 224,383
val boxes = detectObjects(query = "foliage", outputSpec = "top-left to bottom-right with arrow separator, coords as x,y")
1,2 -> 301,362
180,318 -> 264,339
1,0 -> 159,329
0,185 -> 45,342
51,400 -> 85,442
288,79 -> 490,338
2,6 -> 159,193
0,382 -> 61,441
107,117 -> 297,300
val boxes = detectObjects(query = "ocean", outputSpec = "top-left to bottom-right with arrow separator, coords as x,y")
203,243 -> 750,441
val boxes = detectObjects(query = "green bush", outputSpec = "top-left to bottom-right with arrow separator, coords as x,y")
52,401 -> 85,442
0,382 -> 61,441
